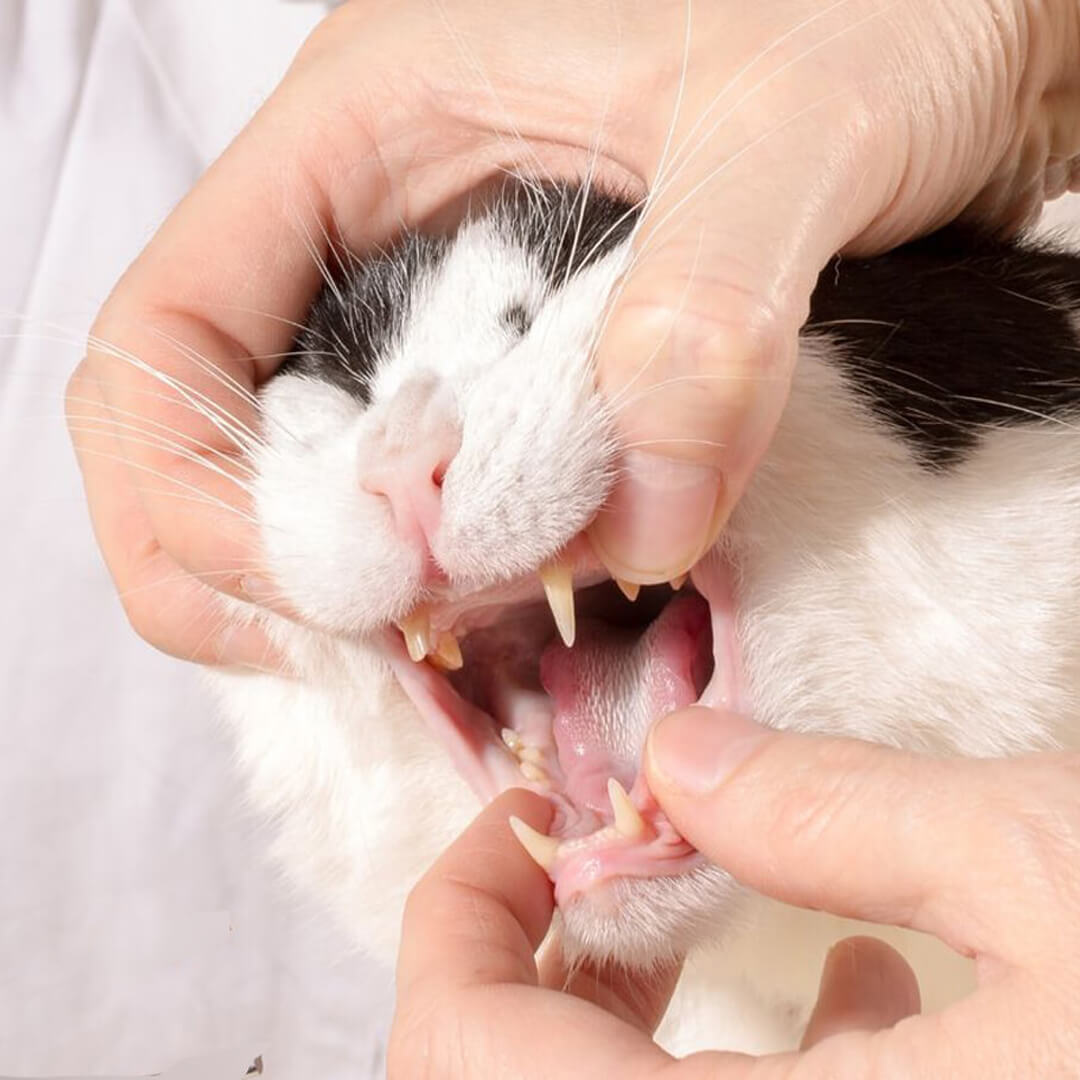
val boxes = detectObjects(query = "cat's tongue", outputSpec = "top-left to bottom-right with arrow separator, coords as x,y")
539,592 -> 712,817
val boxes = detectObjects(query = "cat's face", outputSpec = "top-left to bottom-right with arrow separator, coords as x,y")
253,186 -> 740,964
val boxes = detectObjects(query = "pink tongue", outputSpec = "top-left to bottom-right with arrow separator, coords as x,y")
538,593 -> 711,814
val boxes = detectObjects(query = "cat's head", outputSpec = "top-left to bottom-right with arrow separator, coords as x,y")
254,183 -> 741,965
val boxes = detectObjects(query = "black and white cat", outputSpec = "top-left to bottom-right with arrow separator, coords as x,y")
209,182 -> 1080,1054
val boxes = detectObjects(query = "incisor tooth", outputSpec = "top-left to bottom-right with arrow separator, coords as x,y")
429,631 -> 463,671
607,777 -> 646,839
520,761 -> 547,783
398,608 -> 432,662
614,578 -> 641,602
509,816 -> 560,872
670,573 -> 688,591
539,559 -> 576,647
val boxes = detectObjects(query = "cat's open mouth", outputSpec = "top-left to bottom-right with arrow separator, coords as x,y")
380,545 -> 745,905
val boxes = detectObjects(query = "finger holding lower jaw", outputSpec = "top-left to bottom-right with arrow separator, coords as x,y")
538,932 -> 682,1035
392,793 -> 682,1080
396,789 -> 557,999
643,706 -> 1011,956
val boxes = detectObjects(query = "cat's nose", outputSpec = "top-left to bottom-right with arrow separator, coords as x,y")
361,376 -> 462,568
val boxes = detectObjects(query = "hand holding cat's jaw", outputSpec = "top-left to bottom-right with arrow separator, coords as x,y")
394,730 -> 1080,1077
391,791 -> 919,1078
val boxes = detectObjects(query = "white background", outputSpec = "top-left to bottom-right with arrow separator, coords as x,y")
1,3 -> 391,1078
2,2 -> 1078,1078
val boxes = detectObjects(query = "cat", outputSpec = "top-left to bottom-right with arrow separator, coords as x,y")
208,181 -> 1080,1054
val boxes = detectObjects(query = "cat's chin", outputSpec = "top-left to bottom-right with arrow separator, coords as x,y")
377,543 -> 747,938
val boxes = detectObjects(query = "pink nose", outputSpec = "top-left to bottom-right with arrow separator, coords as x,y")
361,377 -> 462,565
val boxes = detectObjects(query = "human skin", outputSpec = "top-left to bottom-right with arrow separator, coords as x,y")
389,708 -> 1080,1077
66,0 -> 1080,666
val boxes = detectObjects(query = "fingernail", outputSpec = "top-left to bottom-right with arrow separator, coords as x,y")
647,706 -> 767,796
588,451 -> 726,585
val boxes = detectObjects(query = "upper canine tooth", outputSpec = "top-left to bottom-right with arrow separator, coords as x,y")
429,631 -> 463,671
614,578 -> 641,602
397,608 -> 432,662
539,559 -> 576,648
508,816 -> 560,872
607,777 -> 646,839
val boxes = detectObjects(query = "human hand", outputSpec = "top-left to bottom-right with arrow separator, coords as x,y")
392,712 -> 1080,1076
584,0 -> 1080,584
67,0 -> 1080,663
389,788 -> 919,1078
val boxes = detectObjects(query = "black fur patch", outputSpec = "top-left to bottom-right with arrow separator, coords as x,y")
283,181 -> 1080,470
808,229 -> 1080,468
504,182 -> 639,286
279,234 -> 448,405
280,182 -> 636,402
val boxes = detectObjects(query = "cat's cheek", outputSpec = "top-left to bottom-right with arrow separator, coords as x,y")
207,633 -> 477,966
251,441 -> 425,635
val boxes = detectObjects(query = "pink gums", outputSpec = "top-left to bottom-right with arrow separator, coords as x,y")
386,550 -> 746,906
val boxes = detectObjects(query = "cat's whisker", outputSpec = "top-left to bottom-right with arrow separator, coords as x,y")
149,327 -> 263,409
86,333 -> 268,454
65,401 -> 262,475
67,389 -> 263,463
66,417 -> 259,486
65,445 -> 260,521
289,201 -> 348,314
430,0 -> 554,185
620,437 -> 731,451
649,0 -> 876,206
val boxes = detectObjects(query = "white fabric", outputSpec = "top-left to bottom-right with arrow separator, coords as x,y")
2,3 -> 1079,1077
0,3 -> 391,1077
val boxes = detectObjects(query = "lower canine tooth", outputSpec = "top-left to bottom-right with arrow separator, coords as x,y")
607,777 -> 646,839
397,608 -> 432,662
539,559 -> 576,648
429,631 -> 463,671
509,816 -> 560,872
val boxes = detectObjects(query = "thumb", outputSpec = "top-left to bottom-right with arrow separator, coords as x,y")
588,105 -> 873,586
643,706 -> 1019,959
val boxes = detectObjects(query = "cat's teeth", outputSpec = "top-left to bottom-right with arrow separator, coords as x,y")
670,573 -> 688,591
509,816 -> 560,872
614,578 -> 641,602
607,777 -> 646,839
520,761 -> 548,783
398,608 -> 432,662
501,727 -> 523,752
519,746 -> 545,765
539,560 -> 576,648
429,631 -> 463,671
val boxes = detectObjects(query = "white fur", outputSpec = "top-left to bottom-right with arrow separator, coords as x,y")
210,216 -> 1080,1055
